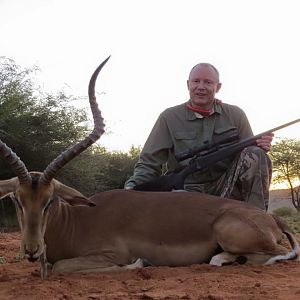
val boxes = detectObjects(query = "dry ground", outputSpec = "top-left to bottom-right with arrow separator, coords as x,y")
1,231 -> 300,300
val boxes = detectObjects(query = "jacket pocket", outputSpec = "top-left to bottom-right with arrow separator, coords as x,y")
214,126 -> 237,135
213,126 -> 238,143
174,131 -> 197,140
174,131 -> 198,156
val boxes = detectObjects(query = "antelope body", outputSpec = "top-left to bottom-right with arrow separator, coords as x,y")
0,57 -> 299,277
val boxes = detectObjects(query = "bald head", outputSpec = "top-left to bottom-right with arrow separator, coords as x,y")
189,63 -> 220,83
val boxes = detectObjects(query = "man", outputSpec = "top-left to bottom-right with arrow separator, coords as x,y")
124,63 -> 273,210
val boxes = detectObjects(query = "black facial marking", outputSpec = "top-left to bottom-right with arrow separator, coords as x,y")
31,176 -> 39,190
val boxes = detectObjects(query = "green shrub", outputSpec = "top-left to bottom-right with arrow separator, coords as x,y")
0,257 -> 6,264
14,253 -> 22,262
273,208 -> 300,233
273,207 -> 296,217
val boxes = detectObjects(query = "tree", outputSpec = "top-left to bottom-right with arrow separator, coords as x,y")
61,145 -> 141,195
0,57 -> 89,178
0,57 -> 141,227
270,138 -> 300,210
0,57 -> 89,226
93,145 -> 141,192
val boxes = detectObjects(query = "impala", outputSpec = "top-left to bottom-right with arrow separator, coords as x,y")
0,57 -> 298,278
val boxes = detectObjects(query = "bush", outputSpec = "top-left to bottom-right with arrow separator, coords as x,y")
273,207 -> 296,217
0,257 -> 6,264
273,208 -> 300,233
0,198 -> 18,228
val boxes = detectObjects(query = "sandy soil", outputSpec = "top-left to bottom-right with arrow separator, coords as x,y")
1,231 -> 300,300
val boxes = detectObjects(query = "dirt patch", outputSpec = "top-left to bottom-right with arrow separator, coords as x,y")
1,232 -> 300,300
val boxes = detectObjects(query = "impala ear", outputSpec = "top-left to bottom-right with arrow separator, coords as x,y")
58,195 -> 96,207
0,178 -> 17,199
53,179 -> 96,207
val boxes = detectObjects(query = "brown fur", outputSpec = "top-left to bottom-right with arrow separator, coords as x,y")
1,176 -> 299,273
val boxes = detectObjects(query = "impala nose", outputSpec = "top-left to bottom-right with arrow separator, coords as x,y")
24,245 -> 40,262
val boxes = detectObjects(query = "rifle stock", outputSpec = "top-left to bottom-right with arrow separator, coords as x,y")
133,118 -> 300,192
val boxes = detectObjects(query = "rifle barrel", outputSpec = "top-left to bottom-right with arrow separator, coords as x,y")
253,118 -> 300,137
193,118 -> 300,171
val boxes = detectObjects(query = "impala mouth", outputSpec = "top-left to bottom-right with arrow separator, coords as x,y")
24,248 -> 42,262
27,255 -> 39,262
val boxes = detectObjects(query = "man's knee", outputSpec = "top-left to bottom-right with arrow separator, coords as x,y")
245,145 -> 268,157
242,146 -> 272,170
236,146 -> 272,190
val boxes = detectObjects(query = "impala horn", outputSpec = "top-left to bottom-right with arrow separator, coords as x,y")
0,142 -> 31,184
40,56 -> 110,185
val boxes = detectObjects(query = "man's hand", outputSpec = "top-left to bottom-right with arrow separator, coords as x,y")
256,133 -> 274,152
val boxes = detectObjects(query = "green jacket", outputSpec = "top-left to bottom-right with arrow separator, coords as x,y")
125,101 -> 253,188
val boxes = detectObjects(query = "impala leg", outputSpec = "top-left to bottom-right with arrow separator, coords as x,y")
211,207 -> 291,264
52,256 -> 147,273
39,248 -> 49,279
210,252 -> 276,266
209,252 -> 239,266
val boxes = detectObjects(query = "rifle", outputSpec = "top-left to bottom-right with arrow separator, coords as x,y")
133,118 -> 300,191
174,127 -> 240,162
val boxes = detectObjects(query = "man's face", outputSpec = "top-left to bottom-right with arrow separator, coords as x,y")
187,65 -> 221,109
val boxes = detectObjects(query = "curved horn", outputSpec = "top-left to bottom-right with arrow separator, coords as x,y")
0,141 -> 31,184
40,56 -> 110,185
